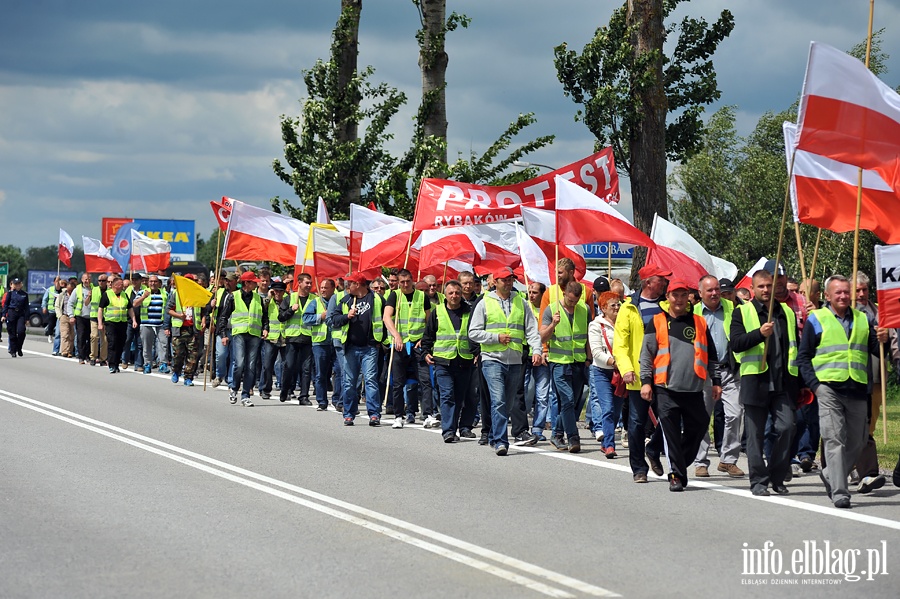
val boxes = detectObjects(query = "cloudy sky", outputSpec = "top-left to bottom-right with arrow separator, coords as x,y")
2,0 -> 899,253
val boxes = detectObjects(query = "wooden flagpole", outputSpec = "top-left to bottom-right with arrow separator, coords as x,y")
808,229 -> 823,283
204,227 -> 224,391
851,2 -> 875,312
794,222 -> 808,282
763,149 -> 797,363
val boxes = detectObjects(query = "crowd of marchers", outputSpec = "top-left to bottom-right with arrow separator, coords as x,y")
3,258 -> 900,507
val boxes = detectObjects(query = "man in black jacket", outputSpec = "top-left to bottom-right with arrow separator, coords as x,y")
1,278 -> 29,357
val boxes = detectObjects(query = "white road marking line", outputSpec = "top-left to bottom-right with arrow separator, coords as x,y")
0,389 -> 619,598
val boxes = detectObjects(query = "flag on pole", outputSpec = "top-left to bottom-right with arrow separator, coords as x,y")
172,274 -> 213,308
646,214 -> 737,285
82,236 -> 121,273
210,196 -> 235,232
795,41 -> 900,190
415,227 -> 486,270
222,201 -> 309,266
516,224 -> 552,286
874,245 -> 900,328
308,224 -> 349,281
555,176 -> 654,248
784,122 -> 900,243
471,222 -> 523,279
316,196 -> 331,224
735,257 -> 769,290
520,206 -> 587,279
358,221 -> 416,274
59,228 -> 74,268
349,203 -> 408,270
111,222 -> 139,272
130,230 -> 171,272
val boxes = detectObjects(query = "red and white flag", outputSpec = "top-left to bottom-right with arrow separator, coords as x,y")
646,214 -> 737,286
784,122 -> 900,243
316,196 -> 331,225
520,206 -> 587,280
735,257 -> 769,290
210,196 -> 235,232
555,176 -> 654,248
82,236 -> 121,273
874,245 -> 900,327
796,41 -> 900,190
349,203 -> 408,271
222,201 -> 308,266
59,228 -> 74,268
310,225 -> 349,281
358,221 -> 416,275
413,149 -> 620,231
130,230 -> 171,272
515,224 -> 552,286
471,222 -> 523,279
415,227 -> 486,270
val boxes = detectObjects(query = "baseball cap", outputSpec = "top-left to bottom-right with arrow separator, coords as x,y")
270,281 -> 287,292
638,265 -> 672,280
183,273 -> 197,281
11,277 -> 21,284
344,272 -> 369,284
492,266 -> 516,280
763,259 -> 785,276
666,279 -> 691,292
225,273 -> 239,282
240,271 -> 260,283
719,278 -> 735,292
593,275 -> 611,293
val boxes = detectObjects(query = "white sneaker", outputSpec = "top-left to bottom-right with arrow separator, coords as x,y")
423,415 -> 439,429
392,417 -> 404,429
595,431 -> 603,443
48,335 -> 53,344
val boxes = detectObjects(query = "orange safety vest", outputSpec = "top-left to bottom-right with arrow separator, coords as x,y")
652,312 -> 709,386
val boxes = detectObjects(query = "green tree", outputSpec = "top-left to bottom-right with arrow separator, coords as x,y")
554,0 -> 734,282
25,245 -> 85,273
272,1 -> 406,222
195,230 -> 224,272
0,245 -> 28,283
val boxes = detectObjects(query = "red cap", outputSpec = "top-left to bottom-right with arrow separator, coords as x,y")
666,279 -> 691,292
638,264 -> 672,280
492,266 -> 515,280
344,272 -> 369,284
240,271 -> 260,283
183,273 -> 197,281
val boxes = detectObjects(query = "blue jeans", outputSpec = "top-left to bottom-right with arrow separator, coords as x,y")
628,389 -> 664,475
530,362 -> 553,436
215,331 -> 233,384
230,333 -> 261,398
259,341 -> 284,395
332,345 -> 344,408
435,361 -> 473,437
312,344 -> 336,408
590,366 -> 624,450
53,318 -> 61,354
550,362 -> 584,439
481,360 -> 523,449
342,344 -> 380,420
792,398 -> 820,461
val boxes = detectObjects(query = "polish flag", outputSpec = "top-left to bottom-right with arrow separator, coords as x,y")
59,228 -> 74,268
210,196 -> 235,232
796,42 -> 900,191
130,230 -> 171,272
735,257 -> 768,290
874,245 -> 900,327
310,225 -> 349,281
418,259 -> 468,284
784,122 -> 900,243
520,206 -> 587,280
646,214 -> 737,286
471,222 -> 524,280
222,201 -> 308,266
357,221 -> 417,276
316,196 -> 331,224
82,236 -> 121,273
555,176 -> 654,248
349,203 -> 408,271
415,227 -> 486,270
516,224 -> 552,286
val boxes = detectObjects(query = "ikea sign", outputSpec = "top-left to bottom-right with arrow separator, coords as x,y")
102,218 -> 196,260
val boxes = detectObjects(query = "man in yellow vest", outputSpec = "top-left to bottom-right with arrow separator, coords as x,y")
259,281 -> 287,400
97,276 -> 136,374
526,281 -> 552,441
640,279 -> 721,492
613,264 -> 671,483
133,274 -> 169,374
730,267 -> 800,497
422,280 -> 477,443
540,280 -> 590,453
166,273 -> 203,387
217,270 -> 267,406
69,273 -> 95,365
796,274 -> 888,508
382,268 -> 433,429
468,266 -> 542,456
278,272 -> 316,405
211,272 -> 238,388
303,278 -> 340,411
691,274 -> 744,479
90,275 -> 110,366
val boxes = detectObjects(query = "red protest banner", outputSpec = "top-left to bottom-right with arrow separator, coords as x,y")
412,148 -> 619,231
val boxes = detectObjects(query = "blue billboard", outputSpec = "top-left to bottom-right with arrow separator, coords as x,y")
28,270 -> 77,295
580,242 -> 635,260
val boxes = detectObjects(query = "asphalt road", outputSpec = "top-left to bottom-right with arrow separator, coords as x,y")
2,335 -> 899,598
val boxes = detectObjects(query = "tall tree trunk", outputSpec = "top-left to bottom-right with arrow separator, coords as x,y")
627,0 -> 667,286
418,0 -> 449,170
334,0 -> 362,210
